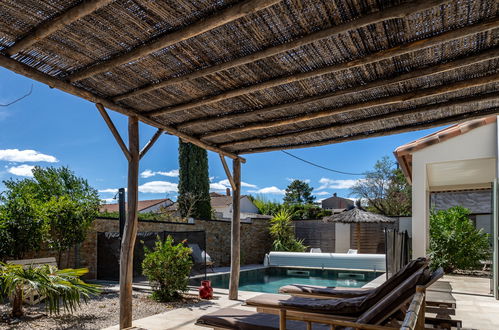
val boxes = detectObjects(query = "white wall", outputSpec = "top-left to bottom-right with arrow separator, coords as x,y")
334,223 -> 351,253
213,196 -> 260,220
411,122 -> 497,257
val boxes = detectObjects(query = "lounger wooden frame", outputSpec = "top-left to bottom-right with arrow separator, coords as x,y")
245,269 -> 443,329
196,286 -> 427,330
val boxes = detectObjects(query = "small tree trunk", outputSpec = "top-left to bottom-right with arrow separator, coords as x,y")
11,287 -> 24,318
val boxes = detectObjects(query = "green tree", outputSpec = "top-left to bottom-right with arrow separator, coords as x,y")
178,140 -> 211,219
33,167 -> 100,266
269,209 -> 307,252
429,206 -> 490,272
350,156 -> 411,216
0,166 -> 100,264
283,180 -> 315,205
0,179 -> 45,259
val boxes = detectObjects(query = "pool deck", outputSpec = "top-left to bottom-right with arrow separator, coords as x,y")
102,268 -> 499,330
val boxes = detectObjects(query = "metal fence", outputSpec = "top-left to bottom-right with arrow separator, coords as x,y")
97,230 -> 206,281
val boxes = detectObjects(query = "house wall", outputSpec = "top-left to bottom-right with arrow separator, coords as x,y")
411,122 -> 497,257
28,217 -> 271,279
214,196 -> 259,220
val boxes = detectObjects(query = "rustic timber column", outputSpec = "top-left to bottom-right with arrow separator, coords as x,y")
229,158 -> 241,300
120,116 -> 139,329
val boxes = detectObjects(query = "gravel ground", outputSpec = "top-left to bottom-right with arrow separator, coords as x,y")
0,286 -> 201,329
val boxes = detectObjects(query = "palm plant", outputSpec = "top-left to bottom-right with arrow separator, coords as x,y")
269,209 -> 307,252
0,263 -> 100,317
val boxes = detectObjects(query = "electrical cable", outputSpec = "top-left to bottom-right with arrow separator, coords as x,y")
281,150 -> 363,176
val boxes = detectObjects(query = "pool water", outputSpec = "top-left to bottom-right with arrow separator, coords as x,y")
191,267 -> 382,293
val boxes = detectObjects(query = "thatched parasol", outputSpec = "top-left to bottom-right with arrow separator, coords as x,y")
323,207 -> 395,252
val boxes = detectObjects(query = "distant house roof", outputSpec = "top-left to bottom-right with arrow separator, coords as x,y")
321,193 -> 354,210
210,192 -> 247,208
394,116 -> 497,184
100,198 -> 173,213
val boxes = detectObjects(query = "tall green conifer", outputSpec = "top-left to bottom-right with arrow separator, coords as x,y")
178,139 -> 211,219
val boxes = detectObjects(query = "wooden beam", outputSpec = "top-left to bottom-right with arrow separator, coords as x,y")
237,95 -> 499,154
219,154 -> 236,191
211,71 -> 499,143
113,0 -> 448,102
6,0 -> 114,56
69,0 -> 281,82
0,53 -> 244,162
96,103 -> 131,161
139,128 -> 163,160
120,116 -> 140,329
147,19 -> 499,117
196,49 -> 499,137
229,157 -> 241,300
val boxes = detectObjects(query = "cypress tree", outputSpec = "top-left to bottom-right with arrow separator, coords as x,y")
178,139 -> 211,219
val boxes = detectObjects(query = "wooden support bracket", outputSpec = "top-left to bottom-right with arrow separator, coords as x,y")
219,154 -> 236,191
139,128 -> 164,160
96,103 -> 131,161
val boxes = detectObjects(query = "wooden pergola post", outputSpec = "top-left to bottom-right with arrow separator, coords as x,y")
229,158 -> 241,300
219,155 -> 242,300
96,104 -> 164,329
120,116 -> 139,329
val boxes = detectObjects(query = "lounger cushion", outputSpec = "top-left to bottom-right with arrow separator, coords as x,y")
246,293 -> 366,316
278,257 -> 427,301
196,307 -> 330,330
279,285 -> 370,298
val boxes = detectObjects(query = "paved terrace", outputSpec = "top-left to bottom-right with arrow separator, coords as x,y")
102,272 -> 499,330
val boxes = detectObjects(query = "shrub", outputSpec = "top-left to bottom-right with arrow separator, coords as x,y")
287,203 -> 332,220
142,236 -> 193,301
269,209 -> 307,252
0,263 -> 100,317
250,195 -> 282,215
429,206 -> 490,272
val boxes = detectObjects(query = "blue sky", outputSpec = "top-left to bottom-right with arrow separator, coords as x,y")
0,67 -> 442,204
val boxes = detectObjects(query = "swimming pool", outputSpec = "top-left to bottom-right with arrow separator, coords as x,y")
191,267 -> 382,293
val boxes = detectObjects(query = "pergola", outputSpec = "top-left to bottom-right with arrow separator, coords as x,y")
0,0 -> 498,328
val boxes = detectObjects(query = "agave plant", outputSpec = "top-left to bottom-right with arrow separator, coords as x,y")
0,263 -> 100,317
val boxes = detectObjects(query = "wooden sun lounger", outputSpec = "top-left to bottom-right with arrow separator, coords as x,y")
197,285 -> 430,330
197,266 -> 434,330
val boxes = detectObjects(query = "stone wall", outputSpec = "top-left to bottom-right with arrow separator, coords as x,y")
71,217 -> 271,279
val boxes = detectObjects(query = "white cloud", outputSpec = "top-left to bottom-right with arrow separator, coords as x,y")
138,181 -> 178,194
210,182 -> 228,191
100,198 -> 116,204
317,178 -> 359,190
210,179 -> 257,191
286,178 -> 311,183
7,164 -> 35,177
0,149 -> 57,163
315,191 -> 330,196
140,169 -> 179,178
248,186 -> 286,195
98,188 -> 119,194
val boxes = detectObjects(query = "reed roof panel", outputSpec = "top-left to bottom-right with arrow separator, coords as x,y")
0,0 -> 497,157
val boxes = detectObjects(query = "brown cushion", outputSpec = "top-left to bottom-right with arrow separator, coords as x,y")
279,285 -> 371,298
196,307 -> 330,330
246,293 -> 367,316
356,266 -> 431,325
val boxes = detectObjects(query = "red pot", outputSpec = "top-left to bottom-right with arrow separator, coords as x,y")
198,280 -> 213,299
